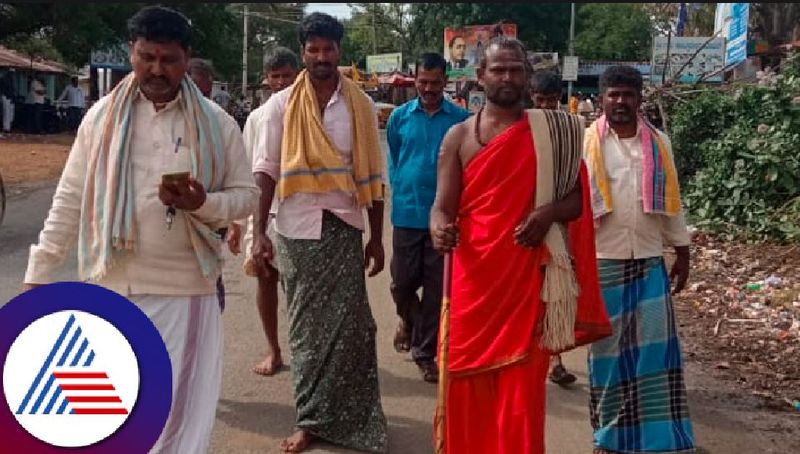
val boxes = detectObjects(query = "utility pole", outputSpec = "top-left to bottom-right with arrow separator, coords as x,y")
371,4 -> 377,55
567,2 -> 576,103
242,4 -> 249,99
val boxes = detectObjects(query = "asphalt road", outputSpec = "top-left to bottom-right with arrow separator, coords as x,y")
1,135 -> 797,453
0,180 -> 77,305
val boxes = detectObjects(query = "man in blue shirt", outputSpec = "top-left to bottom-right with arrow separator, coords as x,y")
386,52 -> 469,383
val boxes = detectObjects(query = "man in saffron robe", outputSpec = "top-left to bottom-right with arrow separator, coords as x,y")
430,37 -> 609,454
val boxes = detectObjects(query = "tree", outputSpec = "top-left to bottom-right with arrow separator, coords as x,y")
643,2 -> 678,36
0,3 -> 143,67
685,3 -> 717,37
341,3 -> 412,68
3,31 -> 62,68
229,3 -> 305,85
751,3 -> 800,48
574,4 -> 654,61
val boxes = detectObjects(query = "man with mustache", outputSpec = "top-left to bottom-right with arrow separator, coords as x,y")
251,12 -> 387,453
385,52 -> 468,383
584,65 -> 695,454
23,6 -> 258,452
431,37 -> 606,453
239,46 -> 300,378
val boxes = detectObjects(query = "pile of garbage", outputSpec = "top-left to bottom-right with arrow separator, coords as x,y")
674,231 -> 800,411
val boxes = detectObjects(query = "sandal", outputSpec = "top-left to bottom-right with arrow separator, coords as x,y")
416,360 -> 439,384
393,320 -> 411,353
549,364 -> 577,386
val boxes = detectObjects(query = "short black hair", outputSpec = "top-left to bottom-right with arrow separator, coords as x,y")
530,70 -> 561,95
416,53 -> 447,76
599,65 -> 643,94
264,46 -> 299,71
478,36 -> 527,69
448,35 -> 464,49
188,58 -> 214,77
128,6 -> 191,49
298,12 -> 344,47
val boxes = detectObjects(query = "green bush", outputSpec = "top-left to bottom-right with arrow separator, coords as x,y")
671,89 -> 737,181
676,54 -> 800,241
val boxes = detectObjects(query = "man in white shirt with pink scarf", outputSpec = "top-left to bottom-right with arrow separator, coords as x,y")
23,7 -> 258,453
583,65 -> 695,454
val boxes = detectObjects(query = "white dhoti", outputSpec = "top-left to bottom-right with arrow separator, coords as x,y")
130,294 -> 223,454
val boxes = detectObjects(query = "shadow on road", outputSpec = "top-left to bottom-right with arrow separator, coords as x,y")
377,365 -> 438,399
216,397 -> 434,453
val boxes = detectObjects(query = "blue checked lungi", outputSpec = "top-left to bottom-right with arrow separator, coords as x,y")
588,257 -> 696,453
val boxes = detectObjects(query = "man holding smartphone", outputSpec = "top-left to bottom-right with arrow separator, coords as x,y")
23,7 -> 258,452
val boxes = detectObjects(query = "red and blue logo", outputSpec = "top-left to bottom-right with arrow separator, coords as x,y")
1,282 -> 171,453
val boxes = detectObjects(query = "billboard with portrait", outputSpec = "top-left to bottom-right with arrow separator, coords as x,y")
443,24 -> 518,80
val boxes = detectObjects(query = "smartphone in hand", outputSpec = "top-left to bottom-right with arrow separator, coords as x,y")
161,171 -> 191,187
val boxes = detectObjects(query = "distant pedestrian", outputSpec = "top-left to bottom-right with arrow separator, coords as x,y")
188,57 -> 232,313
29,74 -> 46,134
213,84 -> 231,110
240,45 -> 300,377
188,58 -> 215,97
1,68 -> 16,133
57,76 -> 85,132
529,70 -> 579,388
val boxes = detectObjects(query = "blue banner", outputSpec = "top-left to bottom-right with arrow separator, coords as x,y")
724,3 -> 750,67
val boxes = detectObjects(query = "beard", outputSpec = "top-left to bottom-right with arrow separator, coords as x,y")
485,84 -> 524,107
608,107 -> 635,125
140,76 -> 178,102
309,62 -> 335,80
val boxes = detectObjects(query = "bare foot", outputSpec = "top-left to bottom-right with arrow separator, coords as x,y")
280,429 -> 314,452
252,352 -> 284,376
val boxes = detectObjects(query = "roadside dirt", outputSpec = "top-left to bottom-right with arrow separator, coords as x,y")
675,232 -> 800,419
0,133 -> 73,185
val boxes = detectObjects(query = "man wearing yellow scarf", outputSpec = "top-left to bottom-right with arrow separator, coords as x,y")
251,12 -> 388,454
584,65 -> 695,454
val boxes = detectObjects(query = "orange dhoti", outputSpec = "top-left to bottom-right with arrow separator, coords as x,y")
435,115 -> 608,454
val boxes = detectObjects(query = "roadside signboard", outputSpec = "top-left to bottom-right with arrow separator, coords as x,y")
651,36 -> 725,84
562,56 -> 579,81
366,53 -> 403,74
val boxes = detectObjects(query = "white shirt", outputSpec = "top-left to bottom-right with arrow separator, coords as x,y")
58,85 -> 85,108
251,81 -> 380,240
591,125 -> 691,260
25,90 -> 258,296
236,101 -> 278,236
